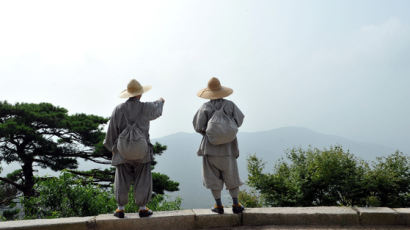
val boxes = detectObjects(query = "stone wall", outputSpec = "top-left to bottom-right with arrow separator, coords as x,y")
0,207 -> 409,230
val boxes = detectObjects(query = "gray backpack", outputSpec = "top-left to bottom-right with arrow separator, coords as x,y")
116,110 -> 148,161
206,102 -> 238,145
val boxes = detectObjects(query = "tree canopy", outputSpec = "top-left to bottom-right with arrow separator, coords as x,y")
0,101 -> 110,197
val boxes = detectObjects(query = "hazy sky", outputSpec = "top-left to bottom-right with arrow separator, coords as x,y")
1,0 -> 409,151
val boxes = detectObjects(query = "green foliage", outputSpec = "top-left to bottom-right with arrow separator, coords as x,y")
0,166 -> 20,221
247,146 -> 409,207
1,208 -> 20,220
22,171 -> 116,219
21,171 -> 181,219
0,101 -> 180,220
365,151 -> 410,207
148,195 -> 182,211
152,172 -> 179,195
124,187 -> 181,212
238,189 -> 263,208
147,194 -> 182,211
0,101 -> 110,197
152,142 -> 167,156
0,170 -> 20,207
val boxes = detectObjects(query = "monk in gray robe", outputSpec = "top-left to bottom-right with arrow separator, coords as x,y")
193,77 -> 245,214
104,79 -> 164,218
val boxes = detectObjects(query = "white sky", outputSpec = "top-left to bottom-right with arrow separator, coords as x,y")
1,0 -> 410,151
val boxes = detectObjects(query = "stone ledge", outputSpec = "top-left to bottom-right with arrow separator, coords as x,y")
243,207 -> 359,226
0,216 -> 94,230
193,208 -> 241,229
0,207 -> 408,230
394,208 -> 410,226
355,207 -> 401,226
95,210 -> 195,230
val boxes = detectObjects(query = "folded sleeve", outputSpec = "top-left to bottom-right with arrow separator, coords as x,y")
193,105 -> 208,135
232,103 -> 245,127
143,100 -> 164,121
103,108 -> 120,152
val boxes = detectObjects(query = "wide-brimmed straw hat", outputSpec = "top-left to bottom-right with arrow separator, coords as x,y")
119,79 -> 152,98
197,77 -> 233,99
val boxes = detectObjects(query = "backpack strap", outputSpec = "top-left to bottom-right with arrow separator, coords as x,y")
209,100 -> 226,112
122,111 -> 131,125
220,101 -> 227,110
122,106 -> 141,127
208,101 -> 228,121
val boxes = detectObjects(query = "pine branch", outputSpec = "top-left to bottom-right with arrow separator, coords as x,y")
82,158 -> 111,164
0,176 -> 24,191
68,169 -> 114,185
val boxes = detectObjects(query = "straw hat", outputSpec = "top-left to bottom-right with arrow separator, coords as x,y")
119,79 -> 152,98
197,77 -> 233,99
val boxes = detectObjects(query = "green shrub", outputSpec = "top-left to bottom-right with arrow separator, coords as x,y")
22,171 -> 181,219
238,189 -> 263,208
124,186 -> 182,212
365,151 -> 410,207
247,146 -> 409,207
23,171 -> 116,219
1,208 -> 20,220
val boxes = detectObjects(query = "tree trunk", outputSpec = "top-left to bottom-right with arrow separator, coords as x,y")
21,159 -> 35,197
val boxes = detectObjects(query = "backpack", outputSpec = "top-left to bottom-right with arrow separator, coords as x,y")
116,109 -> 148,161
206,102 -> 238,145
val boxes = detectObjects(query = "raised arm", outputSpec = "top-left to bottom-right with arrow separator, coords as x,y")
143,98 -> 165,121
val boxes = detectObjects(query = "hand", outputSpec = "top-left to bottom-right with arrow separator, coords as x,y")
159,97 -> 165,103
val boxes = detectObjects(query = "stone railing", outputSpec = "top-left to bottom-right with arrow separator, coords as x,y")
0,207 -> 409,230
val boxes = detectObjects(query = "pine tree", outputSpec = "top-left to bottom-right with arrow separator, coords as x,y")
0,101 -> 178,202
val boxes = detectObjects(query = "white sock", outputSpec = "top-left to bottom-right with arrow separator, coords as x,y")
117,206 -> 125,211
139,205 -> 147,211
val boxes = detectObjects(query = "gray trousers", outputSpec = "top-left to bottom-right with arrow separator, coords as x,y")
114,162 -> 152,206
202,155 -> 243,190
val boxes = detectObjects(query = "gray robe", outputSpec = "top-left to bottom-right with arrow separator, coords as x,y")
104,97 -> 164,165
193,99 -> 245,158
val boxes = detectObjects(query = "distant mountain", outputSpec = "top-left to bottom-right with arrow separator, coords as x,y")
152,127 -> 399,209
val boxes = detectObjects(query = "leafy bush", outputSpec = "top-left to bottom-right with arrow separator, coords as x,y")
247,146 -> 409,207
124,187 -> 182,212
1,208 -> 20,220
23,171 -> 116,219
22,171 -> 181,219
238,189 -> 263,208
365,151 -> 410,207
